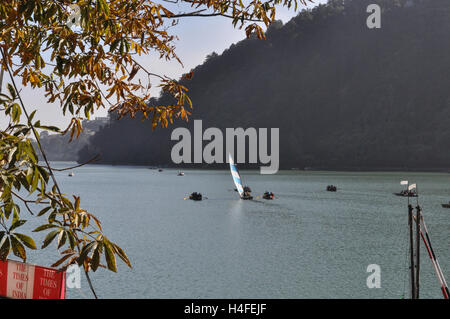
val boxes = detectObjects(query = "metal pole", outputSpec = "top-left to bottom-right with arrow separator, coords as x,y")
408,204 -> 416,299
421,216 -> 450,299
407,182 -> 410,206
415,205 -> 421,299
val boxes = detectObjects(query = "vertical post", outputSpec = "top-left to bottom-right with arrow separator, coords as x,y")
408,204 -> 416,299
415,205 -> 421,299
407,182 -> 410,206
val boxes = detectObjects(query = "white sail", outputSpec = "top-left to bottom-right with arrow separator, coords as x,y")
229,154 -> 244,197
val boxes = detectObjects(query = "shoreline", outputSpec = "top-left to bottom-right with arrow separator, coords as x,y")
56,160 -> 450,173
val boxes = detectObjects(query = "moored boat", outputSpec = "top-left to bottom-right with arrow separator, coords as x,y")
395,181 -> 418,197
394,190 -> 418,197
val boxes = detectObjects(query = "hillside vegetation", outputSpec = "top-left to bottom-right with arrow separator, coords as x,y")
78,0 -> 450,171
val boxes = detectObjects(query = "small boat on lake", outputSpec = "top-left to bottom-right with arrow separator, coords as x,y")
188,192 -> 202,201
68,172 -> 74,177
442,203 -> 450,208
158,168 -> 163,172
326,185 -> 337,192
394,190 -> 418,197
177,171 -> 185,176
262,191 -> 275,200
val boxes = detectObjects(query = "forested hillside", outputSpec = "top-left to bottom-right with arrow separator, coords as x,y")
78,0 -> 450,170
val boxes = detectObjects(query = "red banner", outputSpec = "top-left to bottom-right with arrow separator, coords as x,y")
0,259 -> 65,299
0,259 -> 7,297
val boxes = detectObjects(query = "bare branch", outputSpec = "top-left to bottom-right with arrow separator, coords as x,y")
48,155 -> 101,172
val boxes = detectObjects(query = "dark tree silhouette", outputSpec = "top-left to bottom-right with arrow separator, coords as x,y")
78,0 -> 450,171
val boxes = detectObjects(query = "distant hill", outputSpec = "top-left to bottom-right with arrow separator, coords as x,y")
78,0 -> 450,171
34,117 -> 109,161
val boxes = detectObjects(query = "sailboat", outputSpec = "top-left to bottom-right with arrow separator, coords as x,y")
229,154 -> 252,200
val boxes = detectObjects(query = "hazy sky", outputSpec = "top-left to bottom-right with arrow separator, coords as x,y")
0,0 -> 326,129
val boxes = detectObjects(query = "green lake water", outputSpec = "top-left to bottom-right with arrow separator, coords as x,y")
21,163 -> 450,299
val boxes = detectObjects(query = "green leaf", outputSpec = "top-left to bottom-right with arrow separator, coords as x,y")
51,253 -> 75,268
9,219 -> 26,232
8,146 -> 18,163
12,103 -> 22,123
14,233 -> 37,249
66,230 -> 76,250
33,223 -> 57,232
104,240 -> 117,272
25,167 -> 34,186
28,110 -> 37,123
57,230 -> 67,249
91,244 -> 101,272
30,167 -> 40,193
3,203 -> 13,220
74,196 -> 80,210
39,125 -> 60,133
41,229 -> 60,249
11,205 -> 20,224
37,206 -> 52,217
48,209 -> 57,223
78,241 -> 96,266
22,143 -> 37,163
36,166 -> 49,183
113,243 -> 132,268
7,83 -> 16,99
10,235 -> 26,261
0,236 -> 11,261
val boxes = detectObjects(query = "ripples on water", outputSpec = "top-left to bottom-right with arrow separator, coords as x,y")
21,164 -> 450,298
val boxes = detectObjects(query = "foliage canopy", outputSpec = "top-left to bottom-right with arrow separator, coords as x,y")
0,0 -> 308,297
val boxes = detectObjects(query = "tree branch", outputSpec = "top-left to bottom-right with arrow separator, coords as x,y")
47,155 -> 101,172
1,47 -> 99,299
163,11 -> 264,22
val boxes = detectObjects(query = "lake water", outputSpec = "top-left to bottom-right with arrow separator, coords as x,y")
22,163 -> 450,299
